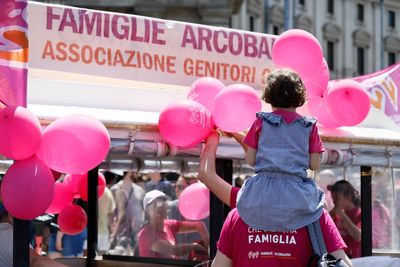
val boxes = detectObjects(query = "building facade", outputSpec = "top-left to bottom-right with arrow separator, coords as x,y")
36,0 -> 399,79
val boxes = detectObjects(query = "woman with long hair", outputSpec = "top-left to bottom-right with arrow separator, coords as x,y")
328,180 -> 362,258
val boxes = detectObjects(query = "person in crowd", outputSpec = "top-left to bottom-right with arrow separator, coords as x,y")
137,190 -> 209,259
109,171 -> 145,255
145,172 -> 176,200
98,186 -> 116,255
48,199 -> 88,258
168,175 -> 197,220
197,132 -> 352,267
168,175 -> 210,261
328,180 -> 362,258
0,202 -> 66,267
228,68 -> 325,232
234,177 -> 244,188
318,169 -> 338,211
371,180 -> 391,249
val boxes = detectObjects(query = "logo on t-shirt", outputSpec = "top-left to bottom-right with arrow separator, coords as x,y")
248,251 -> 259,259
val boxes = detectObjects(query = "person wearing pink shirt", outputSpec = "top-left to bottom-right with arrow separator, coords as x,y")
137,190 -> 209,259
198,132 -> 352,267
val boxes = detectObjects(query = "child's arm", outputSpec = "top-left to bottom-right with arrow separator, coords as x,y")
245,147 -> 257,166
222,131 -> 256,166
198,132 -> 233,206
309,153 -> 321,170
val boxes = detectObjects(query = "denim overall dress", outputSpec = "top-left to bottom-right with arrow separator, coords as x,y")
236,112 -> 325,231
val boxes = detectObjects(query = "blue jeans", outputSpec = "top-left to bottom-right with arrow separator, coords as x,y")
48,229 -> 87,257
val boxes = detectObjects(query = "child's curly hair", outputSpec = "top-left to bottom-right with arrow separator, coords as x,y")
261,69 -> 307,108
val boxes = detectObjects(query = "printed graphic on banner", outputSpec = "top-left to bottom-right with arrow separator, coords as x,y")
0,0 -> 28,107
353,64 -> 400,126
28,3 -> 275,89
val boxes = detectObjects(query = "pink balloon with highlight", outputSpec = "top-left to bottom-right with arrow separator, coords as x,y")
37,114 -> 110,174
0,106 -> 42,160
326,80 -> 370,126
272,29 -> 323,81
187,77 -> 225,111
308,95 -> 342,128
212,84 -> 262,132
303,59 -> 330,97
1,156 -> 54,220
77,172 -> 106,201
158,100 -> 213,147
46,183 -> 74,214
178,182 -> 209,221
58,204 -> 87,235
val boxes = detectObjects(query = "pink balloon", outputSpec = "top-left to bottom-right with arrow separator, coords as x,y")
187,77 -> 225,111
0,106 -> 42,160
212,84 -> 262,132
158,100 -> 213,147
326,80 -> 370,126
77,172 -> 106,201
63,173 -> 84,195
1,156 -> 54,220
36,114 -> 110,174
308,95 -> 342,128
303,59 -> 330,97
178,182 -> 209,220
58,204 -> 87,235
46,183 -> 74,214
272,29 -> 323,80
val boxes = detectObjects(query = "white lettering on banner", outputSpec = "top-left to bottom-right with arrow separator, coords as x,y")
248,233 -> 297,245
28,2 -> 276,88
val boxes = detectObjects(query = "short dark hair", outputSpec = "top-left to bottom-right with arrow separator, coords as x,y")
262,69 -> 307,108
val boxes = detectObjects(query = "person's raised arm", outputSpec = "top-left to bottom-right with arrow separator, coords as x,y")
198,132 -> 233,206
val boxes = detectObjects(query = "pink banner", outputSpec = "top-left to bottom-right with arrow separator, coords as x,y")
0,0 -> 28,107
352,64 -> 400,126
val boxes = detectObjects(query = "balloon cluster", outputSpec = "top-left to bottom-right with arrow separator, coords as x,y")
158,77 -> 262,147
0,106 -> 110,235
271,29 -> 370,128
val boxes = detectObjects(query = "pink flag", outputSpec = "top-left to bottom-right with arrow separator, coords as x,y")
0,0 -> 28,108
352,64 -> 400,126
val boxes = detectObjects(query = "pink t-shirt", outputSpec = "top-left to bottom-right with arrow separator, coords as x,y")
243,110 -> 325,153
217,208 -> 346,267
138,219 -> 181,258
330,207 -> 362,258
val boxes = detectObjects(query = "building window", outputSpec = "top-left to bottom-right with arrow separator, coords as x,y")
388,10 -> 396,28
357,47 -> 365,75
299,0 -> 305,5
388,52 -> 396,66
327,0 -> 334,14
357,3 -> 364,22
327,41 -> 335,71
249,16 -> 255,31
273,25 -> 280,35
